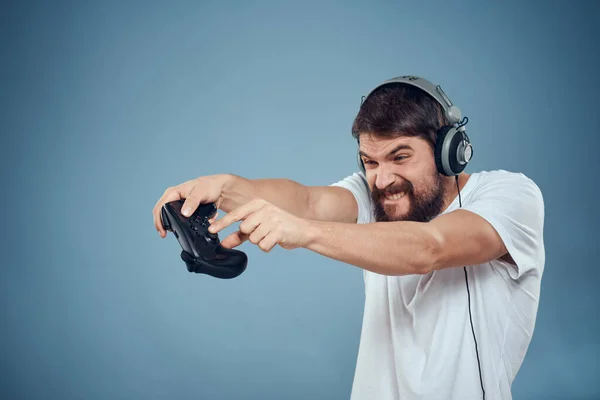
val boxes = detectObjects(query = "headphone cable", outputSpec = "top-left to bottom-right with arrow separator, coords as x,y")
456,175 -> 485,400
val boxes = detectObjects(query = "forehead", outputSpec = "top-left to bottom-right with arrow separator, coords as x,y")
359,134 -> 426,155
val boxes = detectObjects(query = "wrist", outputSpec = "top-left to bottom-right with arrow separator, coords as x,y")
217,174 -> 254,213
218,173 -> 236,194
216,174 -> 235,211
303,219 -> 326,249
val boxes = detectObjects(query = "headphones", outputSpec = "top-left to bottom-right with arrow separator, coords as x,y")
357,75 -> 473,176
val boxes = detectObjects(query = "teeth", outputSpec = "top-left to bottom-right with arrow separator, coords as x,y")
385,192 -> 405,200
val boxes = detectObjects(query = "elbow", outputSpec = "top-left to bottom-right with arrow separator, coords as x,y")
413,226 -> 445,275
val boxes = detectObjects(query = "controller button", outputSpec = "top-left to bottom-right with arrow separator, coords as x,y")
207,232 -> 219,241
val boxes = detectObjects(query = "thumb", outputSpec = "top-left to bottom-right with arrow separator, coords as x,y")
208,196 -> 224,223
208,210 -> 219,224
220,230 -> 248,249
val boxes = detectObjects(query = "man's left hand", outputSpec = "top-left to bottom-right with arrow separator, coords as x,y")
208,199 -> 312,252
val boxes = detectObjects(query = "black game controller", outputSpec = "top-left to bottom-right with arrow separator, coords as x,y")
161,199 -> 248,279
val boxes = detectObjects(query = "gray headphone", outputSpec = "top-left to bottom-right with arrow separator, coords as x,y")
357,75 -> 473,176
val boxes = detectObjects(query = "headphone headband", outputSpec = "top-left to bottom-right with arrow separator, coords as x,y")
362,75 -> 463,126
357,75 -> 473,176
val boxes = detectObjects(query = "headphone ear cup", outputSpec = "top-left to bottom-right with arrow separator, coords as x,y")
435,126 -> 470,176
434,126 -> 452,176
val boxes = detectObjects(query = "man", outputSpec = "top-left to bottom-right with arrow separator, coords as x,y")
152,76 -> 545,399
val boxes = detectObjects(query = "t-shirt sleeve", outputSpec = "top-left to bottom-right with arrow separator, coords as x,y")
462,171 -> 545,280
329,172 -> 372,224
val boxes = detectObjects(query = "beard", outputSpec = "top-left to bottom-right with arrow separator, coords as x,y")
371,172 -> 446,223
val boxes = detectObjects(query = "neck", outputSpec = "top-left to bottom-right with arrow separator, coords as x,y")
441,172 -> 470,211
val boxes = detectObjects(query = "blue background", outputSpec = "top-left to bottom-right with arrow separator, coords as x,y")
2,0 -> 599,399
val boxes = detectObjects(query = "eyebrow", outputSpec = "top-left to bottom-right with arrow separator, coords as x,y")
358,144 -> 413,159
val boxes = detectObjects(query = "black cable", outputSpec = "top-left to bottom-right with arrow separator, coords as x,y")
456,175 -> 485,400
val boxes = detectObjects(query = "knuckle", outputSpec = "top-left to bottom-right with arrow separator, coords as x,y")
248,231 -> 257,243
184,197 -> 198,208
239,221 -> 251,234
259,242 -> 270,252
185,189 -> 198,203
254,198 -> 268,207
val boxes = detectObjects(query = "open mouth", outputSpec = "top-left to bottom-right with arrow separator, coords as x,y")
384,192 -> 406,201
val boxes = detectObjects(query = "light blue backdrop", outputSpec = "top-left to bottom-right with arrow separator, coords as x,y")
2,0 -> 599,399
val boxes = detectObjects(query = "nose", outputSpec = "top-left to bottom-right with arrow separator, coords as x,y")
374,164 -> 396,191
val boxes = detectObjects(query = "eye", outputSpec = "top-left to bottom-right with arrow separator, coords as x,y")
394,155 -> 408,161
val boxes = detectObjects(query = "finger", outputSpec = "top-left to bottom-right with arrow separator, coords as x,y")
208,197 -> 223,224
180,185 -> 202,218
238,210 -> 265,236
220,230 -> 249,249
208,210 -> 219,224
153,186 -> 186,237
258,232 -> 278,253
210,199 -> 266,233
214,196 -> 223,211
247,222 -> 270,245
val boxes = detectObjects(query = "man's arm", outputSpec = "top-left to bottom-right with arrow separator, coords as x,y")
154,173 -> 359,238
221,175 -> 358,223
211,171 -> 542,277
304,209 -> 508,276
304,171 -> 543,277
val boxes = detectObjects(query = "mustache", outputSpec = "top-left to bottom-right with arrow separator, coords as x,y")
372,181 -> 413,199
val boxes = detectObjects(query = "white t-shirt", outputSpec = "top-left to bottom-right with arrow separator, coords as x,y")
330,169 -> 545,400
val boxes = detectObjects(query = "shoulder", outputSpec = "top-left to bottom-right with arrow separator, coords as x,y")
329,171 -> 372,223
461,169 -> 545,252
329,171 -> 370,201
460,169 -> 546,278
469,169 -> 544,207
473,169 -> 540,188
330,171 -> 369,189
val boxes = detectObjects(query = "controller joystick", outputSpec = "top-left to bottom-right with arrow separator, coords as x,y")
161,200 -> 248,279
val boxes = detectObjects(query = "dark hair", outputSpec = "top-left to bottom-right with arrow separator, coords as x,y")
352,83 -> 448,149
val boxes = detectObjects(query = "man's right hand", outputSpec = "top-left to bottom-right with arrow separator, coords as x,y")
152,174 -> 229,238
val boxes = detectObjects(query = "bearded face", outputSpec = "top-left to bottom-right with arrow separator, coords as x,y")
370,166 -> 445,222
359,134 -> 449,223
